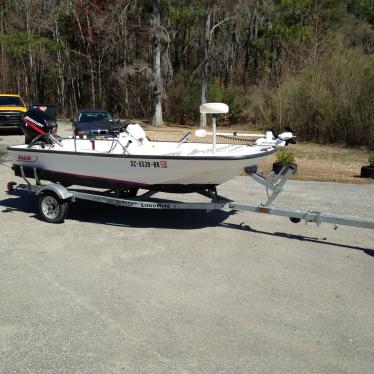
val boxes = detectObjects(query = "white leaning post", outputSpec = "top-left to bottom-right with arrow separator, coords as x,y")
199,102 -> 229,155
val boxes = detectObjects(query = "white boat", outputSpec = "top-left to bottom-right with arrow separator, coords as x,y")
8,103 -> 293,194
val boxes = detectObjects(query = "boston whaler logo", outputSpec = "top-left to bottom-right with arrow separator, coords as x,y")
17,155 -> 39,162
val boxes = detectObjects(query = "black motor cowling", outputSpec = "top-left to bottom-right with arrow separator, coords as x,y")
20,108 -> 58,144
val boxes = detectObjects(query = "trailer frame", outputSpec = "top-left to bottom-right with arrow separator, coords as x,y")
6,165 -> 374,230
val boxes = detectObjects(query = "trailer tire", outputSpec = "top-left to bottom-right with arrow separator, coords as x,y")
38,191 -> 69,223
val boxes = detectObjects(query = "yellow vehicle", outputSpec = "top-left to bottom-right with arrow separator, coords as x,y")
0,94 -> 27,132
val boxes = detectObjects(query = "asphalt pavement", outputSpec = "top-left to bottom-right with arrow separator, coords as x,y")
0,126 -> 373,373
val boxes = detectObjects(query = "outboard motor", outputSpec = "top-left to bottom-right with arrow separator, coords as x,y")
20,107 -> 58,144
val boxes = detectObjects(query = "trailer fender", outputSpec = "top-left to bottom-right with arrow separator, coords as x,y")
35,184 -> 74,201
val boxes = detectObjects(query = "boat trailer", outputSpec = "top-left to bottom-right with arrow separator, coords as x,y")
6,165 -> 374,230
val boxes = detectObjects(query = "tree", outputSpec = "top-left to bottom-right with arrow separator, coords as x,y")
0,0 -> 371,148
151,0 -> 163,125
199,0 -> 232,128
199,1 -> 211,128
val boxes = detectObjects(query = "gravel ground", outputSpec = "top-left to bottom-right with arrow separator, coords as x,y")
0,126 -> 373,373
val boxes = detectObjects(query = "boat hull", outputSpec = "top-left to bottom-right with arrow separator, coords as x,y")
8,145 -> 274,192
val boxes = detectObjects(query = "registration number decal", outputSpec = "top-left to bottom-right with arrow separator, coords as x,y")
130,160 -> 167,168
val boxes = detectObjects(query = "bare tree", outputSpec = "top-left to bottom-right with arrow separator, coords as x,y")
200,1 -> 212,128
199,1 -> 231,128
0,6 -> 6,91
151,0 -> 163,126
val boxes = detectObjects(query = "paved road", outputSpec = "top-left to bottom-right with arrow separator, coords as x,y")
0,128 -> 373,373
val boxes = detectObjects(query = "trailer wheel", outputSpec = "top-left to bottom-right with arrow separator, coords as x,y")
38,191 -> 69,223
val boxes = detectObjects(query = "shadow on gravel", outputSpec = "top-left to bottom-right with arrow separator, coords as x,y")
1,192 -> 37,215
68,200 -> 233,229
1,191 -> 233,230
222,222 -> 374,257
2,191 -> 373,255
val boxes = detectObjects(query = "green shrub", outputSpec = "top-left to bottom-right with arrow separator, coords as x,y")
276,148 -> 295,164
166,74 -> 250,125
165,72 -> 201,123
369,155 -> 374,167
209,79 -> 249,123
252,42 -> 374,148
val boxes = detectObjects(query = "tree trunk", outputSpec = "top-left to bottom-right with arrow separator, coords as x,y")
152,0 -> 163,126
86,11 -> 96,108
98,56 -> 102,106
118,4 -> 129,116
0,10 -> 7,91
25,0 -> 35,102
200,3 -> 211,129
54,23 -> 65,114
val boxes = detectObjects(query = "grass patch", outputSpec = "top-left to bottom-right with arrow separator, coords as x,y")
259,142 -> 372,184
